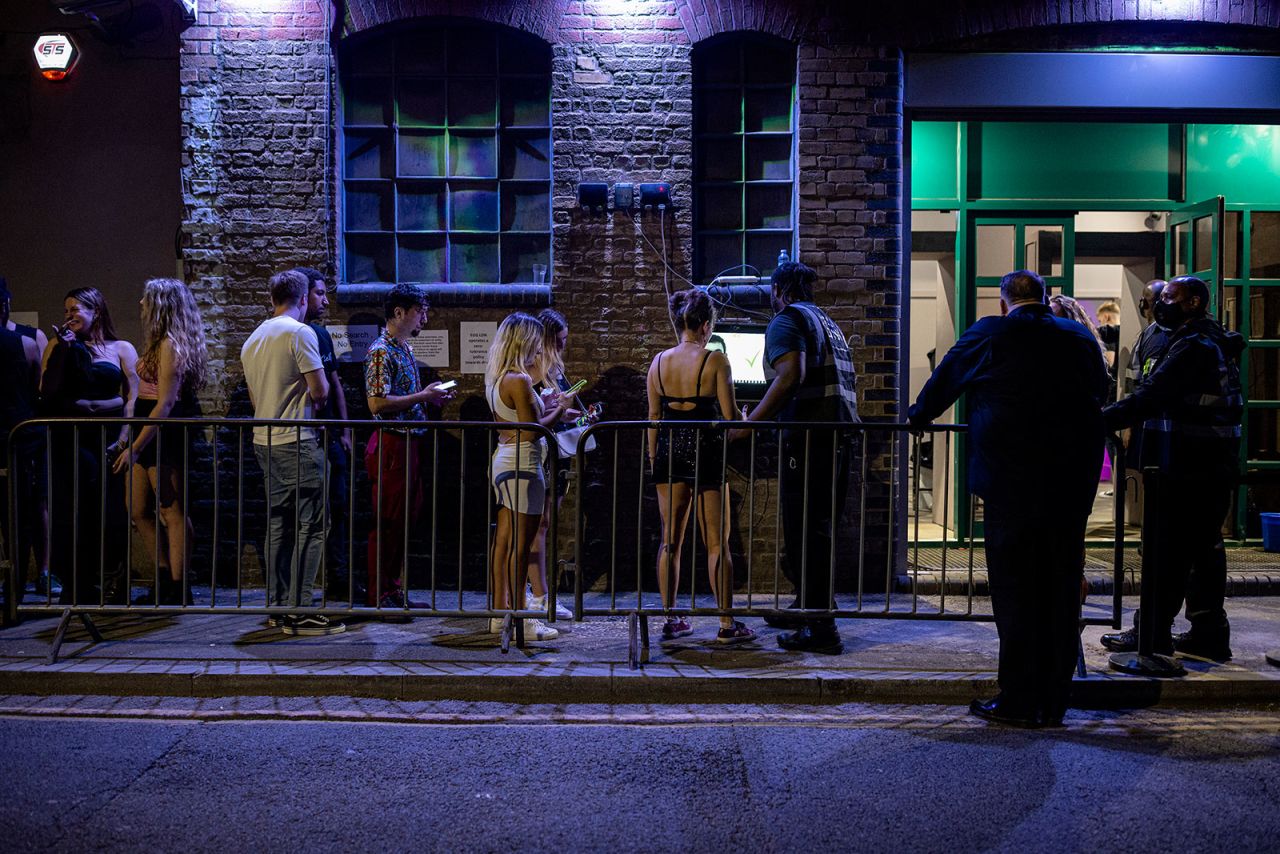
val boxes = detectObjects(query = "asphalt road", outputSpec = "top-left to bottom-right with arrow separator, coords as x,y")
2,701 -> 1279,852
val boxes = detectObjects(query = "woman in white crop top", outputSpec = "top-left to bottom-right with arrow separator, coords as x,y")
484,313 -> 575,642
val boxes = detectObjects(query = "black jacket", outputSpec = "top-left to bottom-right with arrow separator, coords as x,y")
908,303 -> 1108,514
1104,317 -> 1243,482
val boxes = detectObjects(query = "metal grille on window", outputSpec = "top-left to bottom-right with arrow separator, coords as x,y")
340,24 -> 552,285
692,34 -> 797,285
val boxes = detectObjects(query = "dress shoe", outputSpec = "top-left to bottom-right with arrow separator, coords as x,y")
777,625 -> 843,655
969,695 -> 1041,729
1099,626 -> 1138,652
762,600 -> 803,629
1172,631 -> 1232,662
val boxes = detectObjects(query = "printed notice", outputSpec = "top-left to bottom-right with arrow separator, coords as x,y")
328,324 -> 379,362
460,321 -> 497,374
407,329 -> 449,367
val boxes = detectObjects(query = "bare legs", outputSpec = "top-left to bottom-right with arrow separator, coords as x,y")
127,462 -> 189,584
492,506 -> 541,612
654,482 -> 734,629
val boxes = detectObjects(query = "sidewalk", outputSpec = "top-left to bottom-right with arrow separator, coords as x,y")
1,595 -> 1277,707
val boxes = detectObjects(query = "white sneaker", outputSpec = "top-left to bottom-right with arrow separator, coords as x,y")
523,618 -> 559,641
527,593 -> 574,620
489,617 -> 505,634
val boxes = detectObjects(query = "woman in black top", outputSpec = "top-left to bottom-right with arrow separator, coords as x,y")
39,287 -> 138,604
646,289 -> 753,644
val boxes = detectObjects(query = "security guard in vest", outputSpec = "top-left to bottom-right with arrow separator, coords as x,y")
1102,275 -> 1243,661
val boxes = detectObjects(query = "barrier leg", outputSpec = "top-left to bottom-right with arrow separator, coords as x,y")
627,611 -> 640,671
499,612 -> 513,655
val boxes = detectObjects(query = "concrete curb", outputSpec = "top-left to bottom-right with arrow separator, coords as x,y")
2,661 -> 1277,708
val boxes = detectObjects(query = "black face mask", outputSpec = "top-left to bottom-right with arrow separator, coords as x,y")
1152,299 -> 1186,329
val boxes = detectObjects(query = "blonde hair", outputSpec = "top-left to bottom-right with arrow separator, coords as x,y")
1097,300 -> 1120,321
138,278 -> 207,388
1049,294 -> 1107,360
535,308 -> 567,386
485,312 -> 544,391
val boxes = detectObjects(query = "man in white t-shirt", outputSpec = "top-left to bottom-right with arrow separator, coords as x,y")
241,270 -> 344,636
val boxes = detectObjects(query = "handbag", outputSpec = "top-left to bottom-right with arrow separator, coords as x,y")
555,423 -> 597,458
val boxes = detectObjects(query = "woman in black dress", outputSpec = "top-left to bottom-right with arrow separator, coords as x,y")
39,287 -> 138,604
646,289 -> 752,644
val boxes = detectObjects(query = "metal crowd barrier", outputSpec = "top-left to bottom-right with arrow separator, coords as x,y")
4,416 -> 1127,669
4,416 -> 561,661
571,421 -> 1127,668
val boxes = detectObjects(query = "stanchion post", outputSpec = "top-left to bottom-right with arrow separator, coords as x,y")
1109,466 -> 1185,677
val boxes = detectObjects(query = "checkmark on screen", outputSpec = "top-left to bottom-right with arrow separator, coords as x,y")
745,350 -> 762,368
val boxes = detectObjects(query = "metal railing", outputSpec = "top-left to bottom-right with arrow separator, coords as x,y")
4,416 -> 1127,668
571,420 -> 1127,667
4,416 -> 561,660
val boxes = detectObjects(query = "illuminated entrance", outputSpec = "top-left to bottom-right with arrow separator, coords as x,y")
905,53 -> 1280,544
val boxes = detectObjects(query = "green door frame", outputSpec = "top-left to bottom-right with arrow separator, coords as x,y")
950,210 -> 1077,540
1226,205 -> 1280,538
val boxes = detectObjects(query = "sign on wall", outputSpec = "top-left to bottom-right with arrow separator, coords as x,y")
408,329 -> 449,367
327,324 -> 379,362
460,322 -> 497,374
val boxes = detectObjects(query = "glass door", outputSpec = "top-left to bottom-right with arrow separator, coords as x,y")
949,211 -> 1077,540
1228,206 -> 1280,537
1166,196 -> 1224,314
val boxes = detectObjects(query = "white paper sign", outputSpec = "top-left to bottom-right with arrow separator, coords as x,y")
407,329 -> 449,367
327,324 -> 379,362
460,321 -> 497,374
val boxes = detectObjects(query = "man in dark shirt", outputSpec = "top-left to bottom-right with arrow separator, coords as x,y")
737,261 -> 860,654
0,278 -> 52,598
1102,279 -> 1175,653
910,270 -> 1108,727
1102,276 -> 1242,662
294,267 -> 361,603
0,278 -> 46,601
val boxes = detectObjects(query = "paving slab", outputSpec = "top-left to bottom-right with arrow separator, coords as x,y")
0,595 -> 1277,707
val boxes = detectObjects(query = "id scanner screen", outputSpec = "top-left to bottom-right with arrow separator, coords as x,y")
708,332 -> 767,384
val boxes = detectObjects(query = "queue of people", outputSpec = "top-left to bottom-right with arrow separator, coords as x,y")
4,261 -> 1239,698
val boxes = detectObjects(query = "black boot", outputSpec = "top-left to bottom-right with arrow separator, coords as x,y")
157,574 -> 193,607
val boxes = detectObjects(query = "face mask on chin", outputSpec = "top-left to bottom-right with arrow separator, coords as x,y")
1152,299 -> 1185,330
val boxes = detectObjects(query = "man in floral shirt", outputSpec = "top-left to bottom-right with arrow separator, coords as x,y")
363,283 -> 454,612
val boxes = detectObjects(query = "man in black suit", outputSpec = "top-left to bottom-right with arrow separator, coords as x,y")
908,270 -> 1108,727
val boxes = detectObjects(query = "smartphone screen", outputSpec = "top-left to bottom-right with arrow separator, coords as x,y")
437,380 -> 458,391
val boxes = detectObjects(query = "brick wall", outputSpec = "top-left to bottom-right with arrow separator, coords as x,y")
175,0 -> 1280,595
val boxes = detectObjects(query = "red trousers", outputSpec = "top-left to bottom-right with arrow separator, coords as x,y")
364,430 -> 424,605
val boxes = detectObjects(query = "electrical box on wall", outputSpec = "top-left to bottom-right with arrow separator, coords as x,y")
578,182 -> 608,211
639,182 -> 672,209
614,183 -> 634,211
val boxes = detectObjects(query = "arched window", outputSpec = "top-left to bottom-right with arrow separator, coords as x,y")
692,33 -> 797,283
340,21 -> 552,285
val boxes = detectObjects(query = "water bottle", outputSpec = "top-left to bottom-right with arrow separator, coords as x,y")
778,249 -> 789,267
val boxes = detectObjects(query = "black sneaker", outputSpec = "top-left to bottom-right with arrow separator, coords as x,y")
282,615 -> 347,636
1099,626 -> 1138,652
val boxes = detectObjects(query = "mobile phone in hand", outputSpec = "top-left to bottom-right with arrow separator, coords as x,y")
436,380 -> 458,391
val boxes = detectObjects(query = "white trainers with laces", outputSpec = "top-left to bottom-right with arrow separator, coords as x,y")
523,618 -> 559,641
527,593 -> 574,621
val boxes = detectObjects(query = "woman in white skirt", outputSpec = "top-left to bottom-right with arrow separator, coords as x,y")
485,312 -> 573,640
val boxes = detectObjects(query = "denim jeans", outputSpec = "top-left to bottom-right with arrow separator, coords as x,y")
255,440 -> 326,609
